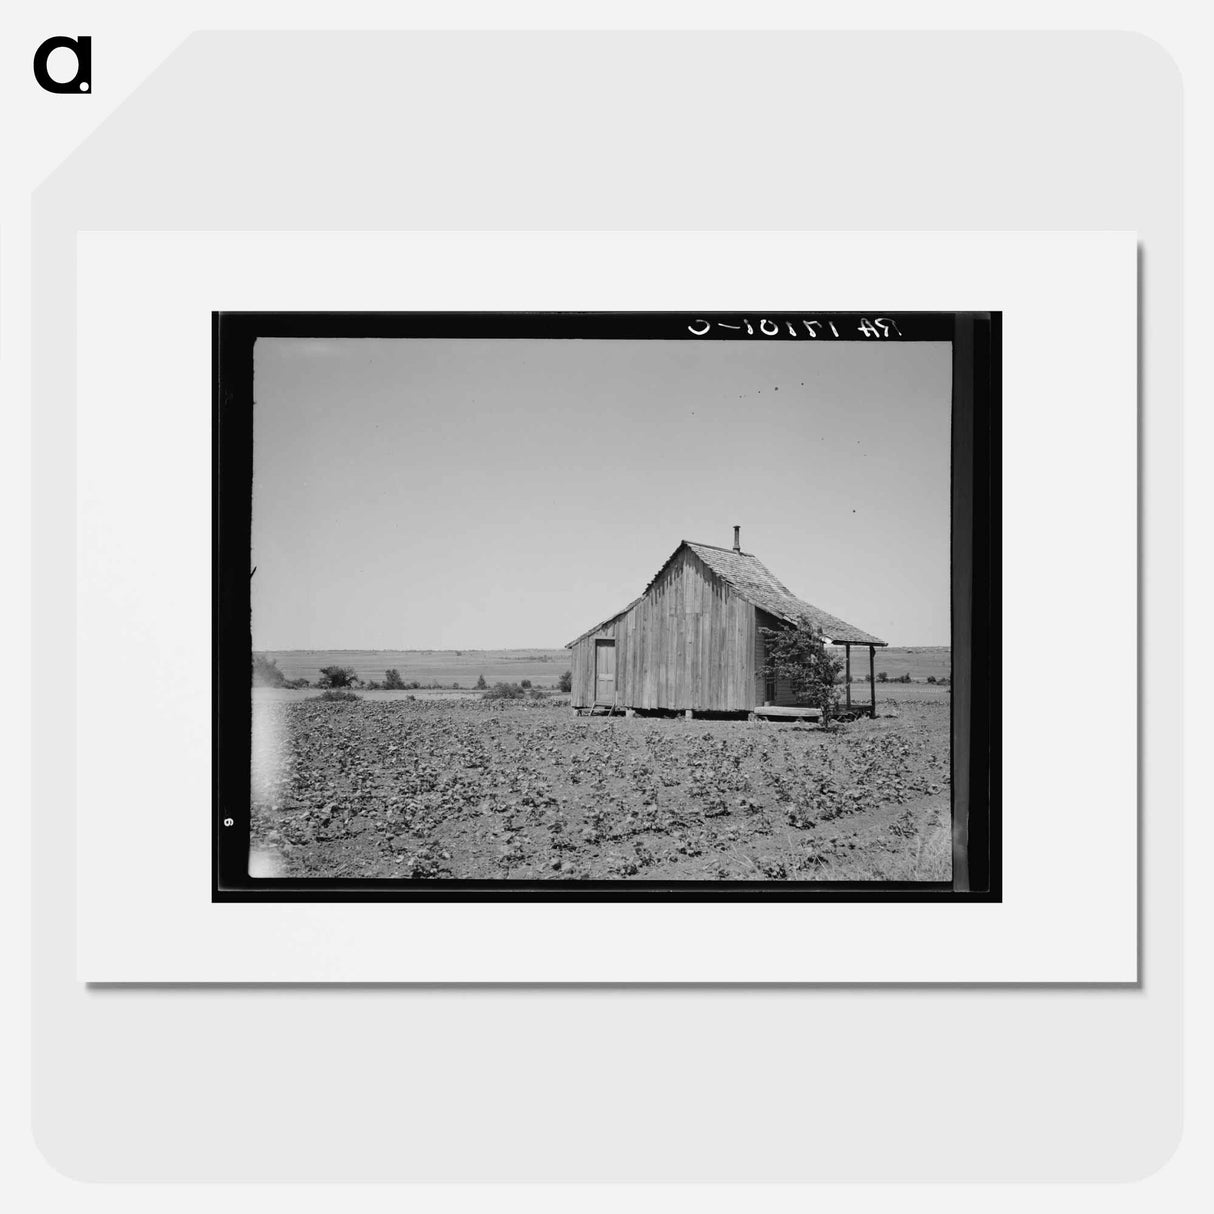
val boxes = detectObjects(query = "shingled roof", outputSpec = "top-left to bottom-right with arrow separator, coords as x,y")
678,541 -> 887,646
566,540 -> 887,648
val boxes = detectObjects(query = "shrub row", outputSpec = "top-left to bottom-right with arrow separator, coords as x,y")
482,682 -> 549,702
254,659 -> 577,694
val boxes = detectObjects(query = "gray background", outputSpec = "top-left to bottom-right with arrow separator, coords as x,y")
32,31 -> 1179,1181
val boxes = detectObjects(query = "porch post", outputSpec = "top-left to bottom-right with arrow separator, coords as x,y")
869,645 -> 876,718
844,643 -> 852,711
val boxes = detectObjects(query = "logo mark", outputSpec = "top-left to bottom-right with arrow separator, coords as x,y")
33,35 -> 91,93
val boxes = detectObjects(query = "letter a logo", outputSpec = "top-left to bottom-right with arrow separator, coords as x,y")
33,36 -> 92,93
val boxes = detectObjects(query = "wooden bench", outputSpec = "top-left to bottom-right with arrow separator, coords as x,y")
748,705 -> 823,722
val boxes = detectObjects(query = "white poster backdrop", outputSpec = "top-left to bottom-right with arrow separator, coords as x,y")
75,230 -> 1136,982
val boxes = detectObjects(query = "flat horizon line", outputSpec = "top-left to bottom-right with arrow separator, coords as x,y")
254,643 -> 954,653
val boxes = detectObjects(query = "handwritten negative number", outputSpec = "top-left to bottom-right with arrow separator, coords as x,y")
688,317 -> 903,338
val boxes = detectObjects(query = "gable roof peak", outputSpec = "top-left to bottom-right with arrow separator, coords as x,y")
681,540 -> 887,647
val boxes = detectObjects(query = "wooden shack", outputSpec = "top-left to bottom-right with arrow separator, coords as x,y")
565,529 -> 887,718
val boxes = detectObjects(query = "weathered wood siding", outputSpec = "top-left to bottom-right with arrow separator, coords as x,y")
569,548 -> 759,711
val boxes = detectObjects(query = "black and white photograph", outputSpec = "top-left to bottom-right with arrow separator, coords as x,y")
216,311 -> 997,898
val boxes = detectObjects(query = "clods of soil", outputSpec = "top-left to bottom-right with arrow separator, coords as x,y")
250,698 -> 951,881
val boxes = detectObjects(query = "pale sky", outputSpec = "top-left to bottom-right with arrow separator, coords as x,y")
251,337 -> 952,649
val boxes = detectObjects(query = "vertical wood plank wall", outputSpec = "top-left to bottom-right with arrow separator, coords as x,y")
568,549 -> 758,711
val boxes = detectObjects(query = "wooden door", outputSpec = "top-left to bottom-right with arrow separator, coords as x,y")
594,640 -> 616,704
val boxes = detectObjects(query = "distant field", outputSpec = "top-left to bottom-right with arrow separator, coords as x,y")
259,646 -> 951,689
866,646 -> 952,683
261,649 -> 572,688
